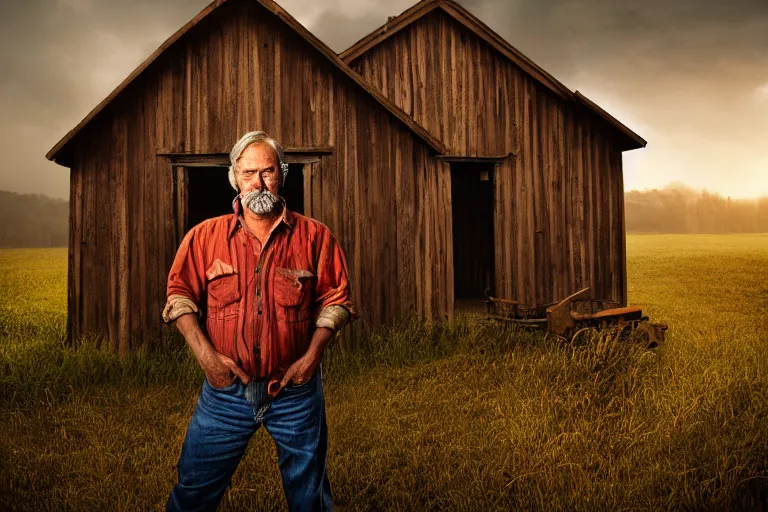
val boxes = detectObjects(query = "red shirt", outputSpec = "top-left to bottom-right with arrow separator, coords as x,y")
166,198 -> 358,388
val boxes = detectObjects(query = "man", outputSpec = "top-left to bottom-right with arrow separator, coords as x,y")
162,131 -> 358,512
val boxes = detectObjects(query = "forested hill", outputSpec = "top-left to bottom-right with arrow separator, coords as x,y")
0,191 -> 68,248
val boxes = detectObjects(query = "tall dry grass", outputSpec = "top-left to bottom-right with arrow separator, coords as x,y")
1,236 -> 767,511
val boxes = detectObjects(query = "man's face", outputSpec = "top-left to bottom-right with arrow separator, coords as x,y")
236,142 -> 282,215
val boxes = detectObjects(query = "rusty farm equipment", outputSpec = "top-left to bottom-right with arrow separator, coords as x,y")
485,287 -> 668,348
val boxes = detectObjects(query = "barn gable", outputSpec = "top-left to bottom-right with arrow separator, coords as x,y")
46,0 -> 445,166
343,0 -> 643,309
340,0 -> 645,153
49,0 -> 455,354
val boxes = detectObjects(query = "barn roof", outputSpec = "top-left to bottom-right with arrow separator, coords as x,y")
46,0 -> 447,165
340,0 -> 646,151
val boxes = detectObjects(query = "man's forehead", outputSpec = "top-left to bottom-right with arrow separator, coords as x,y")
239,142 -> 278,162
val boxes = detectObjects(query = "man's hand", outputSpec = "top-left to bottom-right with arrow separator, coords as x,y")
280,351 -> 321,388
174,313 -> 250,388
199,348 -> 251,389
278,327 -> 335,390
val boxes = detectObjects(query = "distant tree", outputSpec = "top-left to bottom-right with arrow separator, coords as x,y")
759,197 -> 768,233
626,185 -> 768,234
0,191 -> 69,248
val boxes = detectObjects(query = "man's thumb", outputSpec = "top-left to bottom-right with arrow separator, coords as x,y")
280,368 -> 294,388
225,360 -> 250,384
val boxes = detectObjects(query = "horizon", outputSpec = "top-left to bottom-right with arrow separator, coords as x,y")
3,181 -> 767,203
1,0 -> 766,200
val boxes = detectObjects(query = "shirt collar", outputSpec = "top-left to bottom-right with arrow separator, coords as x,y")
228,194 -> 295,239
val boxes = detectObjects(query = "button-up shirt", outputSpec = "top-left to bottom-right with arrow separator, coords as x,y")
165,197 -> 358,388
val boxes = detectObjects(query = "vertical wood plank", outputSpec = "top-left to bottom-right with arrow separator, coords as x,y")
617,151 -> 628,306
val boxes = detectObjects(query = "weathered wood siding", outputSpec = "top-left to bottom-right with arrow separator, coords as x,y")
349,8 -> 628,307
66,0 -> 452,352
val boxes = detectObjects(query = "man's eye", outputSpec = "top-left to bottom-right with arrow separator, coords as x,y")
243,171 -> 257,178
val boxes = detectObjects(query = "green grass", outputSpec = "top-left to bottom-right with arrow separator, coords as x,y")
1,235 -> 767,511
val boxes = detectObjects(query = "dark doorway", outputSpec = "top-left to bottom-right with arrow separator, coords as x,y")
185,162 -> 308,234
451,162 -> 496,306
186,167 -> 237,232
281,163 -> 305,215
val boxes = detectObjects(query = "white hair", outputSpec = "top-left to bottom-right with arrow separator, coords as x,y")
228,131 -> 289,192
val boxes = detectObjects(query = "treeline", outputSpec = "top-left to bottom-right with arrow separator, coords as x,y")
0,191 -> 69,248
1,185 -> 766,248
625,185 -> 768,234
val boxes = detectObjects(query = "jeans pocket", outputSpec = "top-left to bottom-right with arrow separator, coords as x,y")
282,373 -> 315,394
206,377 -> 239,392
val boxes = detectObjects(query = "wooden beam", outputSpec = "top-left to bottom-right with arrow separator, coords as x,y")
166,154 -> 230,167
437,153 -> 512,163
161,147 -> 334,167
284,146 -> 334,155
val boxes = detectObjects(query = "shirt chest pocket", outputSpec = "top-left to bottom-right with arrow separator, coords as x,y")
206,259 -> 241,317
273,267 -> 315,322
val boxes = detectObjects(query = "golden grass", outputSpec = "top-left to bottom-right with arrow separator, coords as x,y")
1,235 -> 767,511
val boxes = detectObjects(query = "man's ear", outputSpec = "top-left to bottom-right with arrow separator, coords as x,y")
279,161 -> 289,189
228,166 -> 240,192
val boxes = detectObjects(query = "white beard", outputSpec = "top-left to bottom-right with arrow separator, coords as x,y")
241,189 -> 280,215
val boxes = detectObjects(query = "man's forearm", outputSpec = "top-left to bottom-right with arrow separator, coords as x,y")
305,326 -> 335,360
305,305 -> 351,360
175,313 -> 215,362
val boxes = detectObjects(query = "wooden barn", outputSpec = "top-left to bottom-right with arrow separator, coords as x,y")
46,0 -> 644,356
342,0 -> 646,311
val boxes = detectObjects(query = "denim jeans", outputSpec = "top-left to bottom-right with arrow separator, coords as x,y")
166,367 -> 332,512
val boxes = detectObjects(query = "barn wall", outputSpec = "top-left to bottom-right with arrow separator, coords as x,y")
349,9 -> 628,307
66,0 -> 451,351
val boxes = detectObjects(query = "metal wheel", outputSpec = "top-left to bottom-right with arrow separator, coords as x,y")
617,323 -> 634,342
544,332 -> 569,344
570,327 -> 599,345
636,328 -> 652,348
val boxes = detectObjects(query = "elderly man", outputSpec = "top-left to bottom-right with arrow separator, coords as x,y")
162,131 -> 357,512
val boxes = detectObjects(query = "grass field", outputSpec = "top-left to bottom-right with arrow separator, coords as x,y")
1,234 -> 767,511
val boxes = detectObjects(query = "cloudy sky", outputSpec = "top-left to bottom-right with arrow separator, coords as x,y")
1,0 -> 766,199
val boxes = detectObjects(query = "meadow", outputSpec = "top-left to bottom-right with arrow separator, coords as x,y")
1,234 -> 767,511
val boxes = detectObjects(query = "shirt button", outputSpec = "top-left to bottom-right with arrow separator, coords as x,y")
258,309 -> 262,315
255,266 -> 261,274
256,289 -> 261,296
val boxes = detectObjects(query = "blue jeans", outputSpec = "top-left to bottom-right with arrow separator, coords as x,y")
166,367 -> 332,512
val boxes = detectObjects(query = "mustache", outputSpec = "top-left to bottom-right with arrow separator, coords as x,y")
241,189 -> 277,201
240,189 -> 280,214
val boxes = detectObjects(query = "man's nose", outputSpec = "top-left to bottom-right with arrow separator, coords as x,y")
256,171 -> 268,189
245,176 -> 265,193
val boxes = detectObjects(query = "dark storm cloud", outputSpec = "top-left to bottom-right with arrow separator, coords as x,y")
458,0 -> 768,77
0,0 -> 766,199
298,4 -> 401,52
455,0 -> 768,196
0,0 -> 210,197
0,0 -> 208,123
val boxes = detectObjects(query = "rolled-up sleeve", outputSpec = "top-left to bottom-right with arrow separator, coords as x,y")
314,229 -> 359,328
162,227 -> 206,323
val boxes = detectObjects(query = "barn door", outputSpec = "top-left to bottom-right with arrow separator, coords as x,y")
450,161 -> 497,309
183,166 -> 237,232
